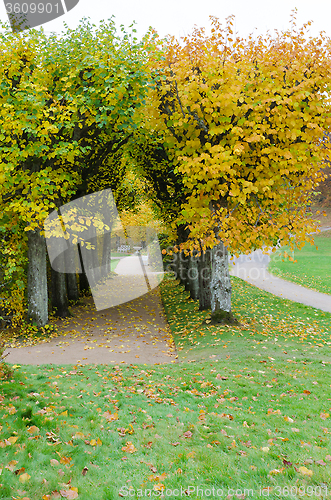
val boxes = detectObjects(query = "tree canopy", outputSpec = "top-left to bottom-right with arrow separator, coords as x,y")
145,13 -> 331,257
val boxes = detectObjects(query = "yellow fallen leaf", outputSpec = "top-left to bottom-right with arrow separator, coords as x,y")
97,438 -> 102,446
297,466 -> 313,477
60,456 -> 72,465
5,460 -> 18,471
27,425 -> 40,434
269,468 -> 285,475
103,411 -> 118,422
73,432 -> 85,440
153,483 -> 165,491
19,472 -> 31,482
59,488 -> 78,499
122,441 -> 137,453
6,436 -> 18,445
60,410 -> 68,416
261,447 -> 270,452
90,439 -> 97,446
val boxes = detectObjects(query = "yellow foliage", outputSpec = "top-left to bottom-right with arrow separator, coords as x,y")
146,14 -> 331,255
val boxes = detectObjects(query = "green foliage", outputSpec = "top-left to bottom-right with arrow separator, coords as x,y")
0,18 -> 161,326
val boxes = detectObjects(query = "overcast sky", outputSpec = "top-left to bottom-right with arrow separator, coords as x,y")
0,0 -> 330,40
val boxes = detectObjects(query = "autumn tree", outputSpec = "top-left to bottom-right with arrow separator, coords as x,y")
0,18 -> 159,327
145,13 -> 331,317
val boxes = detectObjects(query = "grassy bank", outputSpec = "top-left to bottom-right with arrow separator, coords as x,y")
1,275 -> 331,499
268,230 -> 331,295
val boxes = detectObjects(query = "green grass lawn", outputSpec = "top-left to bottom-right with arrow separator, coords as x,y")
110,259 -> 120,272
268,230 -> 331,295
1,275 -> 331,499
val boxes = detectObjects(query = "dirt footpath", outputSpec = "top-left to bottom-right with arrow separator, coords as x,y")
3,287 -> 177,366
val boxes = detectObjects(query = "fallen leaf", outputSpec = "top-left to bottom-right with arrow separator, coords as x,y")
27,425 -> 40,434
296,466 -> 313,477
316,459 -> 327,466
82,467 -> 88,476
59,488 -> 78,499
19,473 -> 31,483
182,431 -> 193,439
6,436 -> 18,445
269,468 -> 285,475
14,467 -> 26,475
122,442 -> 137,453
5,460 -> 18,471
153,483 -> 165,491
50,459 -> 59,466
103,411 -> 118,422
282,459 -> 292,467
73,432 -> 85,440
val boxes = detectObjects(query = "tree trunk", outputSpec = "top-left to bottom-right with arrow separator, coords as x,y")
178,250 -> 190,290
51,268 -> 69,317
187,251 -> 199,301
65,242 -> 80,301
66,273 -> 79,302
77,244 -> 91,295
27,228 -> 48,327
210,241 -> 232,313
197,246 -> 212,310
101,231 -> 112,276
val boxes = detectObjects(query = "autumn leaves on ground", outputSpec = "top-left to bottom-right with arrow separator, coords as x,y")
1,269 -> 331,499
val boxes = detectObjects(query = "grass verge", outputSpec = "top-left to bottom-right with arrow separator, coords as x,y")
0,275 -> 331,499
268,230 -> 331,295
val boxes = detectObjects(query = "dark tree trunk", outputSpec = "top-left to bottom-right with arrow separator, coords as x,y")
51,268 -> 69,317
178,250 -> 190,290
79,229 -> 101,287
27,228 -> 48,327
197,246 -> 212,310
187,250 -> 199,301
175,223 -> 190,285
66,273 -> 79,302
64,242 -> 80,301
210,241 -> 232,313
79,272 -> 91,295
77,244 -> 91,295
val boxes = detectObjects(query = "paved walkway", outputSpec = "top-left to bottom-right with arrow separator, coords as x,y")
229,227 -> 331,313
